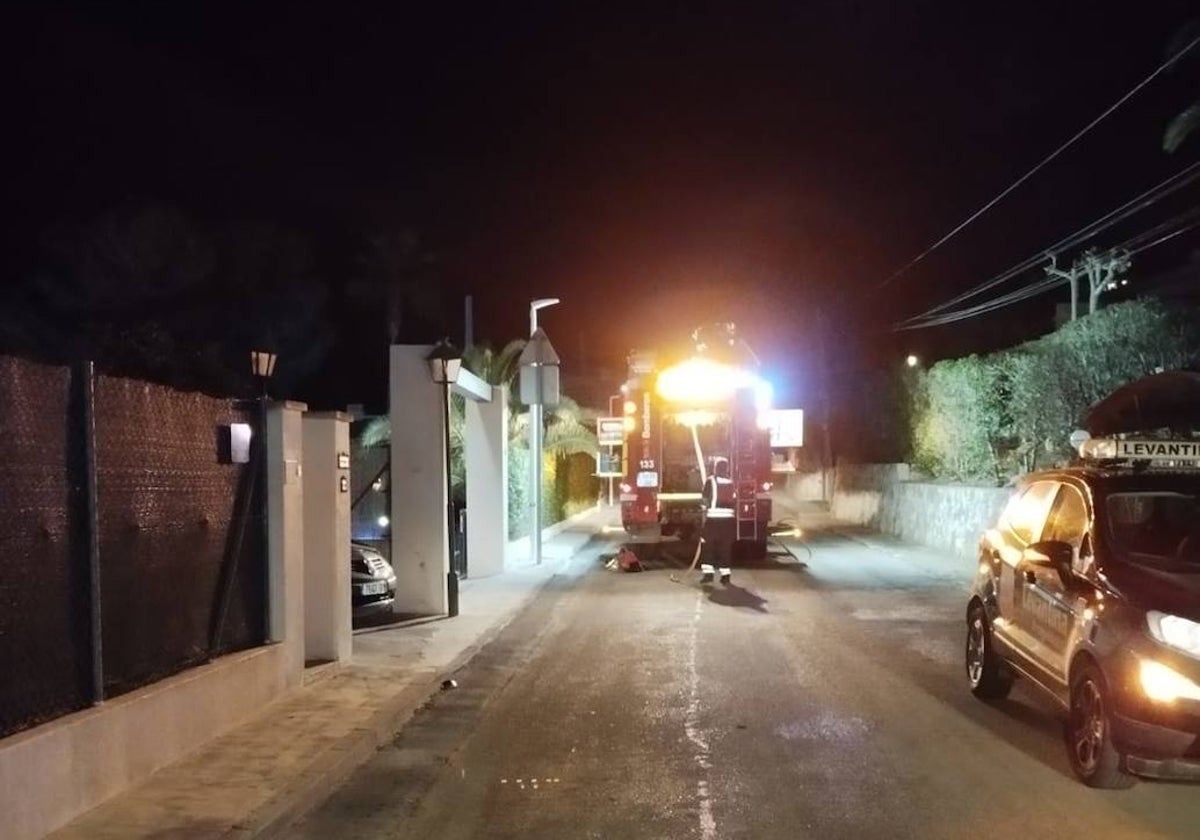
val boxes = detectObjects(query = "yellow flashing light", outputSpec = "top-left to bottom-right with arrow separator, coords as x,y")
656,358 -> 738,404
655,357 -> 772,410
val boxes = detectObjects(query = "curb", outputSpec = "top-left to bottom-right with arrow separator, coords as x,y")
237,552 -> 584,838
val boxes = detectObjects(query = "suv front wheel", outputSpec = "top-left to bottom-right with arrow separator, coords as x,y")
1065,664 -> 1135,789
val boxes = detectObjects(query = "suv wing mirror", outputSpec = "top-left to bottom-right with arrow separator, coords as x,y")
1026,539 -> 1075,583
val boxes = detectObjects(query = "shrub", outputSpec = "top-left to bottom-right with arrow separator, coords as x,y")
906,298 -> 1197,483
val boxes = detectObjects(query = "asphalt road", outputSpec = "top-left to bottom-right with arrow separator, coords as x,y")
293,515 -> 1200,839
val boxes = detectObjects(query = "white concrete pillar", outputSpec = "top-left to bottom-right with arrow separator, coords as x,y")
302,411 -> 352,663
389,345 -> 448,617
465,384 -> 508,577
266,400 -> 307,685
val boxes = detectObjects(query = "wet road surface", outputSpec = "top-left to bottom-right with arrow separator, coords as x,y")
292,515 -> 1200,839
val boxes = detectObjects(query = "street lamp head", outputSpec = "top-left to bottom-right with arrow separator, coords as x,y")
250,350 -> 278,379
426,338 -> 463,385
905,354 -> 919,368
529,297 -> 560,335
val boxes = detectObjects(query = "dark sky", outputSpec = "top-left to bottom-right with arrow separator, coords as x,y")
6,1 -> 1199,407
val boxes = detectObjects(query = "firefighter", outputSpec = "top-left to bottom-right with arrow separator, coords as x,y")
700,456 -> 735,584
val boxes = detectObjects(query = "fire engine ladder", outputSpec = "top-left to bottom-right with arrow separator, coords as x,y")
733,398 -> 759,542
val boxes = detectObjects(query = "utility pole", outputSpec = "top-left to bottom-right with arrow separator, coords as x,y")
1045,249 -> 1132,321
1044,254 -> 1081,322
814,306 -> 834,503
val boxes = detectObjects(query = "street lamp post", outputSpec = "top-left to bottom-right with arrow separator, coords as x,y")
526,299 -> 559,564
426,338 -> 462,617
250,350 -> 277,639
213,350 -> 277,653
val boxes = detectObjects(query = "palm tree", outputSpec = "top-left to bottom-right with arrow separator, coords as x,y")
1163,20 -> 1200,153
463,339 -> 526,390
355,338 -> 599,515
510,396 -> 598,456
1164,103 -> 1200,154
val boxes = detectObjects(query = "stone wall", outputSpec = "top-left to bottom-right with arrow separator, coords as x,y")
817,462 -> 1011,561
875,480 -> 1011,560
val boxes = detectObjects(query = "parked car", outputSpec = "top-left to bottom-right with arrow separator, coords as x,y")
966,435 -> 1200,787
352,542 -> 397,619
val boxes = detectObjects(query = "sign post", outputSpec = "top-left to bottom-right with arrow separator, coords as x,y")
519,329 -> 561,564
596,416 -> 625,506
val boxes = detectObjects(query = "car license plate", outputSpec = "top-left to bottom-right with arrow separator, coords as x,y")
362,581 -> 388,596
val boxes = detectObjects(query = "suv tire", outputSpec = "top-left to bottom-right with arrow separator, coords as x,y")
966,604 -> 1014,700
1065,664 -> 1135,788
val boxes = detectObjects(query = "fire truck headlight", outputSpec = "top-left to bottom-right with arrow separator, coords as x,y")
761,481 -> 772,492
619,482 -> 632,494
623,416 -> 636,431
623,400 -> 637,415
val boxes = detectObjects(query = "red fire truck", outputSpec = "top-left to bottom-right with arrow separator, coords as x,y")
618,324 -> 774,558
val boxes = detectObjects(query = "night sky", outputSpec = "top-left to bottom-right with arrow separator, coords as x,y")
6,1 -> 1199,409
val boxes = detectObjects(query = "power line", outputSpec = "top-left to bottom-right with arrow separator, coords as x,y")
1114,206 -> 1200,253
899,161 -> 1200,324
897,214 -> 1200,330
896,275 -> 1063,330
876,32 -> 1200,291
1128,217 -> 1200,256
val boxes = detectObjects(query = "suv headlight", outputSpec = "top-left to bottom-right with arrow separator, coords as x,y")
1139,659 -> 1200,703
1146,611 -> 1200,658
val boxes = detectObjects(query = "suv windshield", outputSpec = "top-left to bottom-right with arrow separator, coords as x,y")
1106,491 -> 1200,564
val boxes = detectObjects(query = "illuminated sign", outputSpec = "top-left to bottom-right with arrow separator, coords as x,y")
1115,439 -> 1200,462
596,451 -> 622,477
765,409 -> 804,448
1079,438 -> 1200,462
597,417 -> 625,446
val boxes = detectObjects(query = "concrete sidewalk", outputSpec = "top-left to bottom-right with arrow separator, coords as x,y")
51,506 -> 617,840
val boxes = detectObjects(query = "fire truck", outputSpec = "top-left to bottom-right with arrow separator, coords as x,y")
618,324 -> 774,558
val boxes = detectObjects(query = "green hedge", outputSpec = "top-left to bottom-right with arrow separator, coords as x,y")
908,299 -> 1198,483
508,447 -> 531,539
506,447 -> 599,539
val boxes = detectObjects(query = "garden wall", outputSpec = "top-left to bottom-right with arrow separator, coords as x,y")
782,463 -> 1011,561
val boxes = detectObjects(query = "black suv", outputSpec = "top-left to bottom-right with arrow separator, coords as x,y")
966,438 -> 1200,787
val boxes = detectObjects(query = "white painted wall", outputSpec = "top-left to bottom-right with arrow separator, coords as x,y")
389,345 -> 449,616
302,412 -> 352,663
780,469 -> 832,503
267,401 -> 308,679
465,385 -> 508,577
0,646 -> 290,840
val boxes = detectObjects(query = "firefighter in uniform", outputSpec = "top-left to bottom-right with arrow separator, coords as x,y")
700,457 -> 735,584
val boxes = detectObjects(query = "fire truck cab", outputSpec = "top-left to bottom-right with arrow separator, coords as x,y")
618,324 -> 774,558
